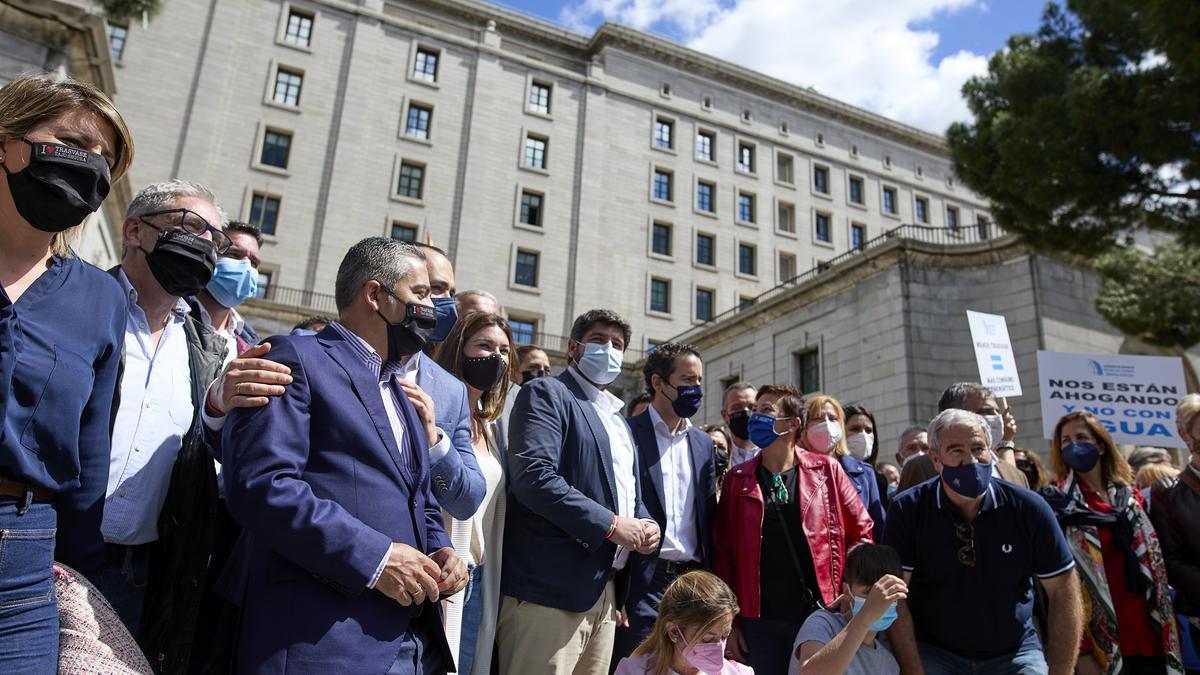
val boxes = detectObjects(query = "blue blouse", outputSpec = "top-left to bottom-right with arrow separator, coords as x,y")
839,454 -> 887,538
0,255 -> 125,570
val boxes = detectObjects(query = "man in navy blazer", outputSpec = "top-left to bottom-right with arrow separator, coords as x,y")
220,238 -> 468,674
611,343 -> 717,667
499,309 -> 661,675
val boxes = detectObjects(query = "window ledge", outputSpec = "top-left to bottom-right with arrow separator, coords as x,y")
811,190 -> 833,201
883,211 -> 902,221
399,134 -> 433,146
734,272 -> 759,282
406,75 -> 440,89
735,219 -> 759,229
692,262 -> 718,273
775,228 -> 798,239
513,222 -> 544,234
524,109 -> 553,121
696,158 -> 718,168
651,145 -> 677,156
275,39 -> 313,54
519,164 -> 550,176
813,239 -> 835,250
508,282 -> 541,295
693,207 -> 718,219
649,197 -> 676,208
848,201 -> 868,211
648,252 -> 674,262
646,308 -> 672,320
390,194 -> 425,207
263,100 -> 302,114
252,163 -> 292,178
735,168 -> 758,180
774,179 -> 796,190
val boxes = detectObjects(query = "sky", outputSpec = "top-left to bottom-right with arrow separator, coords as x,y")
484,0 -> 1051,134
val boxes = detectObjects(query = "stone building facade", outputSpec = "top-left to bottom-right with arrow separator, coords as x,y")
98,0 -> 994,348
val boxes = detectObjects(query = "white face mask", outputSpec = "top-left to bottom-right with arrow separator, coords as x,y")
806,421 -> 843,454
983,414 -> 1004,450
846,431 -> 874,460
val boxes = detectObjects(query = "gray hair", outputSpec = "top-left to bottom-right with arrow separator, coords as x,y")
898,425 -> 927,450
722,381 -> 757,405
455,289 -> 501,313
125,179 -> 226,224
937,382 -> 995,412
334,237 -> 426,311
927,408 -> 991,454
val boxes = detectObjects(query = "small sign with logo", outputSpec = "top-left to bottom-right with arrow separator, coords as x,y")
1036,351 -> 1188,447
966,311 -> 1022,397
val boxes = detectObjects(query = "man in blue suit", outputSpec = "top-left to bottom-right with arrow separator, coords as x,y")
202,244 -> 486,522
499,309 -> 661,675
611,342 -> 717,667
220,238 -> 469,674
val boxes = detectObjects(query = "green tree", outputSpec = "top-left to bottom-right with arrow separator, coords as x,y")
99,0 -> 163,22
948,0 -> 1200,346
1094,246 -> 1200,347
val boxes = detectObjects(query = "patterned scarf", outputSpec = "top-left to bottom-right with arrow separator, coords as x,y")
1041,476 -> 1183,675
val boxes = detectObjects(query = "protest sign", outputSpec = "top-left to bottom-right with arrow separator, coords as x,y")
1036,351 -> 1187,447
966,310 -> 1022,397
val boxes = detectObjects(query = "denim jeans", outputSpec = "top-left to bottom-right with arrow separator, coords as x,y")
457,564 -> 485,675
0,499 -> 58,675
919,641 -> 1049,675
93,543 -> 150,637
739,617 -> 805,675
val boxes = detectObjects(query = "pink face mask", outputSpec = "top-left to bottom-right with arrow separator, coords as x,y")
675,628 -> 727,673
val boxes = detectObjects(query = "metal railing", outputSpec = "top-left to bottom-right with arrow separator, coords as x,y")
255,285 -> 339,314
666,222 -> 1009,343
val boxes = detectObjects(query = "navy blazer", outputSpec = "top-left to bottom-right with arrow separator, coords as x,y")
413,351 -> 486,520
840,454 -> 887,537
221,327 -> 452,673
625,410 -> 717,602
502,370 -> 652,613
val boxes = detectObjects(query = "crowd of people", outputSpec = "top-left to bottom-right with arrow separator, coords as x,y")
5,72 -> 1200,675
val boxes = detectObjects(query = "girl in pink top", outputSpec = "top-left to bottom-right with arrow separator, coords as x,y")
614,570 -> 755,675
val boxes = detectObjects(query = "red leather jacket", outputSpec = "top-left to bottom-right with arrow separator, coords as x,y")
713,448 -> 874,618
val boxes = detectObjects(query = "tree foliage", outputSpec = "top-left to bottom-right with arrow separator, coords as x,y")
1095,246 -> 1200,347
947,0 -> 1200,256
98,0 -> 163,22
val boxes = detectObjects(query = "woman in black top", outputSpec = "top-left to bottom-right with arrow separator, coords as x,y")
0,74 -> 134,673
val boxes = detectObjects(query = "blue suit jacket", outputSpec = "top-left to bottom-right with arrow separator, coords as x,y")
840,454 -> 887,537
220,327 -> 452,673
413,351 -> 486,520
625,411 -> 716,604
502,370 -> 651,613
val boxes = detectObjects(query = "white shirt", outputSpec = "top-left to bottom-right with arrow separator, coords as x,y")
731,439 -> 760,468
567,367 -> 638,570
104,270 -> 194,545
647,405 -> 699,563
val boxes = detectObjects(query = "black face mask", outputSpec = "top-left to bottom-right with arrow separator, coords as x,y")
728,410 -> 751,441
521,369 -> 550,385
4,140 -> 111,233
140,228 -> 217,297
462,353 -> 507,391
377,299 -> 437,362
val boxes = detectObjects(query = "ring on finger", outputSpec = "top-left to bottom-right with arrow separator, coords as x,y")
235,382 -> 243,396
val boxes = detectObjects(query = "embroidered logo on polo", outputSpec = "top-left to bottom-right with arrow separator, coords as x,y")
1001,544 -> 1013,554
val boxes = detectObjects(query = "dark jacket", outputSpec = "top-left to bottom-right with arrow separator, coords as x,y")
1150,468 -> 1200,615
111,269 -> 228,673
184,295 -> 260,351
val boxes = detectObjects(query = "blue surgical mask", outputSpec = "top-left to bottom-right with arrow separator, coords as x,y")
575,342 -> 623,385
886,483 -> 898,497
941,461 -> 992,499
1061,441 -> 1101,473
430,296 -> 458,343
670,384 -> 703,419
852,594 -> 898,632
748,412 -> 790,450
206,257 -> 257,308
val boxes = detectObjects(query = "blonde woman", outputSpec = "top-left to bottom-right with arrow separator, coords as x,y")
614,570 -> 753,675
0,74 -> 133,672
432,312 -> 511,675
804,395 -> 886,533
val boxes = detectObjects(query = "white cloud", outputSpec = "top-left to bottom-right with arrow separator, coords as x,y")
561,0 -> 992,134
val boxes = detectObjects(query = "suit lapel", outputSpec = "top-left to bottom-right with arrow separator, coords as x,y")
632,413 -> 666,523
560,371 -> 618,506
322,337 -> 408,483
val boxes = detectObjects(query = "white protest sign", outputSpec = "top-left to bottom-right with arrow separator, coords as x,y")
1036,351 -> 1187,447
966,311 -> 1022,397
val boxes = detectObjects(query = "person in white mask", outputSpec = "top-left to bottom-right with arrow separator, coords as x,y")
844,404 -> 895,508
803,395 -> 886,534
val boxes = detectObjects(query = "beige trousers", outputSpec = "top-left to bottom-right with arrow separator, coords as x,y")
496,581 -> 617,675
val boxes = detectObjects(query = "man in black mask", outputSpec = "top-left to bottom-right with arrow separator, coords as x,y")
721,382 -> 760,467
97,179 -> 230,671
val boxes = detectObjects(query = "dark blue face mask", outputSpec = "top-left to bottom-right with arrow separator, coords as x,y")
941,461 -> 992,499
430,296 -> 458,343
669,384 -> 703,419
1061,441 -> 1101,473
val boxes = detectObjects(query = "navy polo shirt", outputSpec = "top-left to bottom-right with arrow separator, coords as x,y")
882,476 -> 1074,660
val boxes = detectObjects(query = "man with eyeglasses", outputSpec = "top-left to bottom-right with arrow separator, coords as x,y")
882,408 -> 1083,675
96,179 -> 231,671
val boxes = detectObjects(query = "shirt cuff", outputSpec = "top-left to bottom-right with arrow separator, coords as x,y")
201,387 -> 228,432
427,427 -> 451,462
367,549 -> 389,589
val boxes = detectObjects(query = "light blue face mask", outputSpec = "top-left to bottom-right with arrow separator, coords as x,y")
852,594 -> 898,632
206,257 -> 257,308
575,341 -> 623,385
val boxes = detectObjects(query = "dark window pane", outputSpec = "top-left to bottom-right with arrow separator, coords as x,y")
795,349 -> 820,393
851,224 -> 865,250
696,289 -> 713,321
273,69 -> 303,106
250,194 -> 280,235
398,163 -> 424,199
514,251 -> 539,287
815,213 -> 830,242
654,119 -> 673,149
738,244 -> 756,276
520,192 -> 543,226
653,170 -> 672,201
529,83 -> 551,114
510,319 -> 535,344
405,105 -> 432,139
814,166 -> 829,194
652,223 -> 671,255
697,132 -> 713,161
738,194 -> 754,223
650,278 -> 670,313
391,223 -> 417,242
696,234 -> 714,265
261,131 -> 292,168
849,177 -> 864,204
697,182 -> 714,212
414,48 -> 438,82
524,137 -> 546,169
107,23 -> 128,61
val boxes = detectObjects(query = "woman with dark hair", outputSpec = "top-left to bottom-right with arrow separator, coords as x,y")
1040,411 -> 1182,675
843,403 -> 893,510
1012,448 -> 1048,491
432,312 -> 513,675
714,384 -> 873,674
0,74 -> 134,671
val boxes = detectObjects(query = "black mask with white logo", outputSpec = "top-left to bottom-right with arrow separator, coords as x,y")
4,140 -> 111,233
140,228 -> 217,297
377,300 -> 437,362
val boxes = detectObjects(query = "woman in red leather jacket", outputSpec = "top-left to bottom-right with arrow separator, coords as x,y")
713,384 -> 874,675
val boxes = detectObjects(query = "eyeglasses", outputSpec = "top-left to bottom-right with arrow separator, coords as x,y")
139,208 -> 231,254
955,522 -> 976,568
